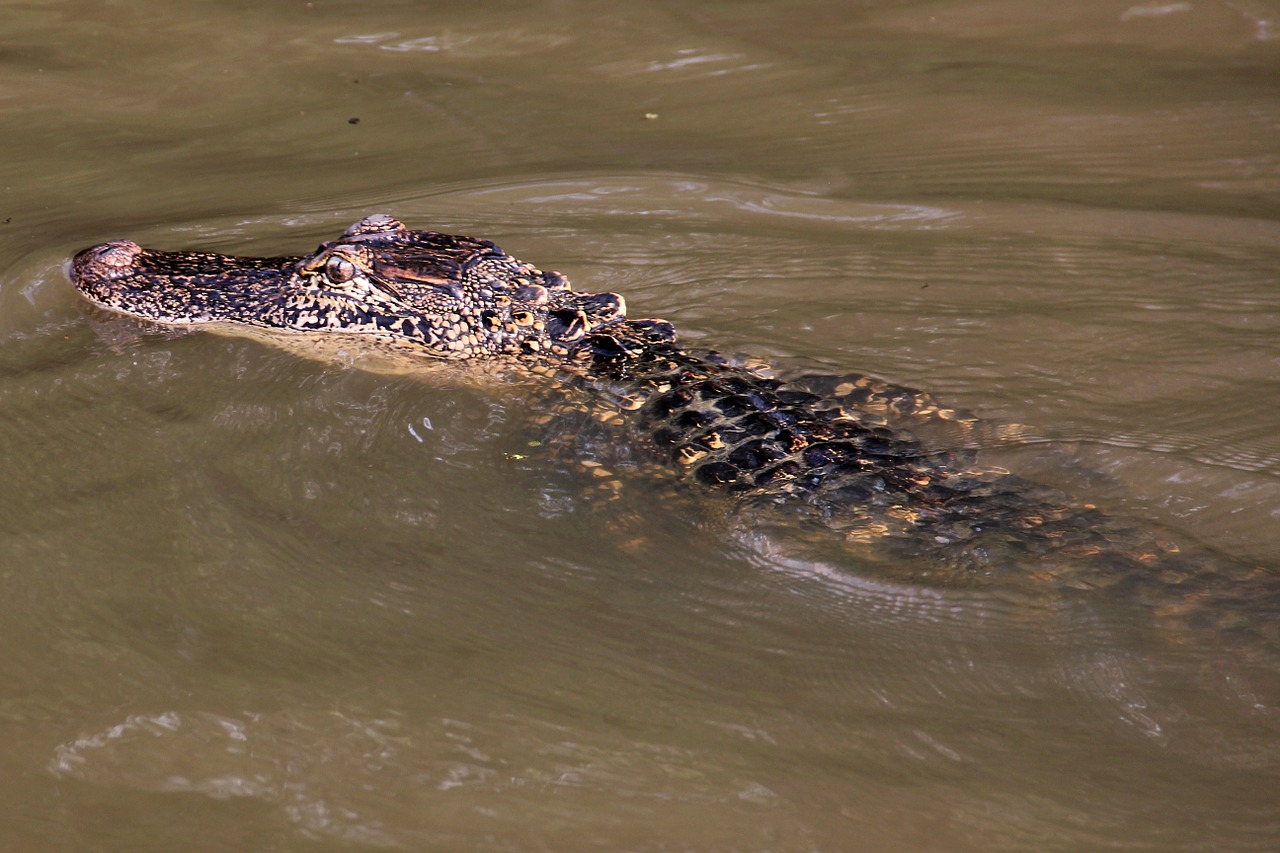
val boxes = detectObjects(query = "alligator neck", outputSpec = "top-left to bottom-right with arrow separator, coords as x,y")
557,319 -> 958,506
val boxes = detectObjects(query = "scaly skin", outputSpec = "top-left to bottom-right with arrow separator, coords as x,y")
69,215 -> 995,520
70,215 -> 1278,648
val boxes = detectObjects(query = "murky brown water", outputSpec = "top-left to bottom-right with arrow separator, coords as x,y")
2,1 -> 1279,849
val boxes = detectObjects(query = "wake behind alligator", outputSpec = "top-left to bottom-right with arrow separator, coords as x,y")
70,215 -> 1278,650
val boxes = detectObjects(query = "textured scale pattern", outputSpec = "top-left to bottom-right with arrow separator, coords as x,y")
69,215 -> 1279,650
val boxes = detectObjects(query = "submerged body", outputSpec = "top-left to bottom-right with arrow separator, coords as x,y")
70,215 -> 1276,644
68,215 -> 1033,531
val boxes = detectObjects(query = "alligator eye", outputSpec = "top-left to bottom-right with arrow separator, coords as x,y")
326,255 -> 356,283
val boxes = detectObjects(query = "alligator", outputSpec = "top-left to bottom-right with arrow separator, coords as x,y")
69,215 -> 1277,645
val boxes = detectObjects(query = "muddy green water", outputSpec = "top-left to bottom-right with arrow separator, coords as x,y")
3,1 -> 1279,850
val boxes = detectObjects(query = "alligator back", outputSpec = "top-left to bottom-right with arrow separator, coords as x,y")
547,320 -> 1279,651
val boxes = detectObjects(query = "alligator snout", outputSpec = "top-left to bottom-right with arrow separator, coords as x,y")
71,240 -> 143,284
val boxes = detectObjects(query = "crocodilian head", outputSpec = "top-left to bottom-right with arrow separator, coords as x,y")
69,214 -> 629,359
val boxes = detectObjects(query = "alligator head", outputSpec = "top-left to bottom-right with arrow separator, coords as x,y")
70,214 -> 629,359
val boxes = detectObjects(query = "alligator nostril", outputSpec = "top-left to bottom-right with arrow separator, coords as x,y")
73,240 -> 143,280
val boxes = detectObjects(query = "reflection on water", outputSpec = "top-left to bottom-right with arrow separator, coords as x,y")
3,0 -> 1280,849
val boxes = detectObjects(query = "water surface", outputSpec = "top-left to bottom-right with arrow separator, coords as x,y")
2,1 -> 1279,850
